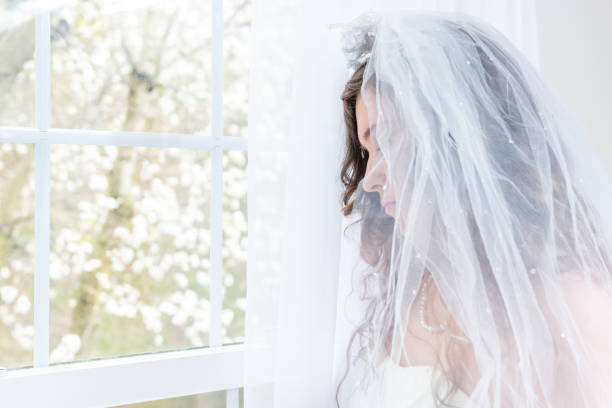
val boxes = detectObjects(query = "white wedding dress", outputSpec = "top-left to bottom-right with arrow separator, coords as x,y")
348,356 -> 470,407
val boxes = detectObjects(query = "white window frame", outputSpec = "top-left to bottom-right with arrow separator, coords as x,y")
0,1 -> 246,406
0,344 -> 244,407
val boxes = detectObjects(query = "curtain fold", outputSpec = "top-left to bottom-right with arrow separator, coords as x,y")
245,1 -> 539,406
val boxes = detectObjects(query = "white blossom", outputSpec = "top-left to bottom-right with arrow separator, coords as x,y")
196,271 -> 209,286
84,258 -> 102,272
0,286 -> 18,303
89,174 -> 108,191
140,304 -> 163,333
173,272 -> 189,289
13,295 -> 31,314
50,334 -> 82,363
12,324 -> 34,350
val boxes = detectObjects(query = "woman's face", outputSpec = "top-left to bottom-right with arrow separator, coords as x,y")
356,89 -> 397,219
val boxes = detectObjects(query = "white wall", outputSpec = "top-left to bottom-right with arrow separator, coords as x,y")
536,0 -> 612,173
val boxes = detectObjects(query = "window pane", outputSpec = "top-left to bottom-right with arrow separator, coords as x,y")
113,389 -> 243,408
51,0 -> 212,133
223,0 -> 251,137
0,3 -> 35,127
0,142 -> 35,369
50,145 -> 212,362
222,150 -> 246,343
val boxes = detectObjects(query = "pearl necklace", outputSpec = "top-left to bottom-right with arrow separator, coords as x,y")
418,274 -> 470,343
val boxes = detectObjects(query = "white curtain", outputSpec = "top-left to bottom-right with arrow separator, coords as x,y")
245,1 -> 540,407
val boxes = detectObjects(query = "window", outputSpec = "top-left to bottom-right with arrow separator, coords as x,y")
0,0 -> 249,406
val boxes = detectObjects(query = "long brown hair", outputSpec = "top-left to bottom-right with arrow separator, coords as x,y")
337,61 -> 410,406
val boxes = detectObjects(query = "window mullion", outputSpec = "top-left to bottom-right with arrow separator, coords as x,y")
210,0 -> 224,349
33,9 -> 51,369
0,127 -> 248,150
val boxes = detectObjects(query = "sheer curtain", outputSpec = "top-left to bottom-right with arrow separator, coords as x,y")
245,1 -> 539,407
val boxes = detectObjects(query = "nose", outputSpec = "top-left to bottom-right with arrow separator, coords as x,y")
362,154 -> 388,195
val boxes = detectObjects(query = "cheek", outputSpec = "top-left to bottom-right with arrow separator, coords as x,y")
365,156 -> 373,173
361,158 -> 372,182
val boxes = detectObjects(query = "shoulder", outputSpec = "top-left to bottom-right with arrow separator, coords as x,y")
558,272 -> 612,362
559,272 -> 612,322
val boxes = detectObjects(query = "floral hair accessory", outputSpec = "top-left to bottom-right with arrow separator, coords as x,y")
329,9 -> 379,75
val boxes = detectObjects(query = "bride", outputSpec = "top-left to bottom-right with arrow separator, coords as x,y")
335,10 -> 612,407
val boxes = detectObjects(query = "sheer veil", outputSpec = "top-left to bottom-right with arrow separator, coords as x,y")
334,9 -> 612,407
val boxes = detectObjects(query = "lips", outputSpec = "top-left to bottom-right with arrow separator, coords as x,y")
382,201 -> 396,213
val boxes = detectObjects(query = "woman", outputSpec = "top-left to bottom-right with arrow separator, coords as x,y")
335,9 -> 612,407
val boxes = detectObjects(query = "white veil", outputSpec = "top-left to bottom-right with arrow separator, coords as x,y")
334,9 -> 612,407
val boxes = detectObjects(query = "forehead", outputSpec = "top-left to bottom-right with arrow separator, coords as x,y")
355,90 -> 378,145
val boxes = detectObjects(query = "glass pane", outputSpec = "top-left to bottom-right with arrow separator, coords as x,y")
0,142 -> 35,369
0,3 -> 35,127
222,150 -> 247,343
113,389 -> 243,408
50,145 -> 212,362
223,0 -> 251,137
51,0 -> 212,133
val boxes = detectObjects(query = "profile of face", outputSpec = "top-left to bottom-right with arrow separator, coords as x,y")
355,89 -> 402,230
